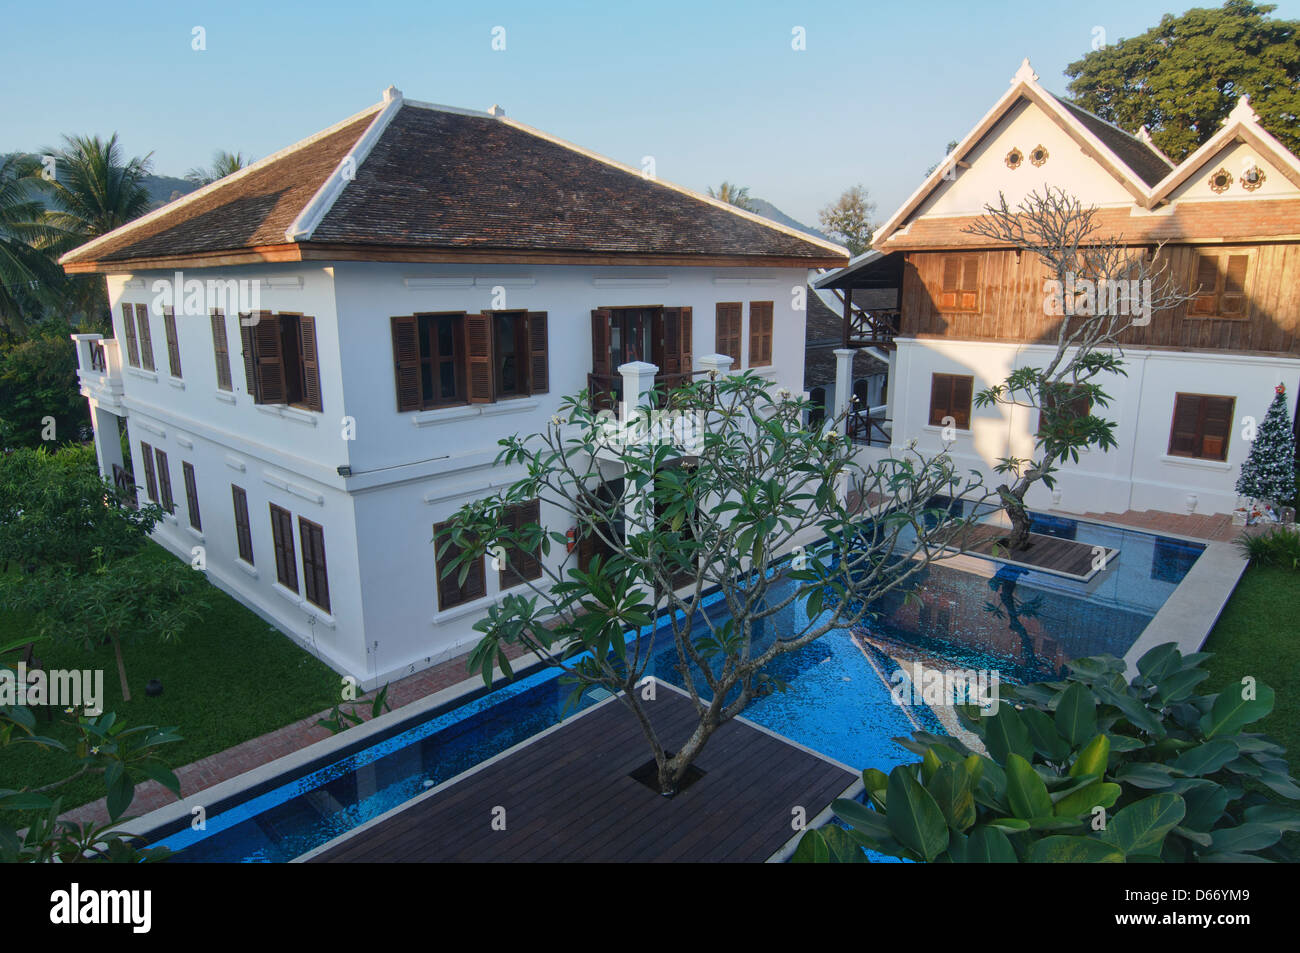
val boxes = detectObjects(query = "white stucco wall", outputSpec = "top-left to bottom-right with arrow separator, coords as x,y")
886,337 -> 1300,517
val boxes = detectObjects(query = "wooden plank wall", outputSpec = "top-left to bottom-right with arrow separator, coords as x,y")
901,246 -> 1300,355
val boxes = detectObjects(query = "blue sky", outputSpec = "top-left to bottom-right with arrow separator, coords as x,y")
3,0 -> 1297,227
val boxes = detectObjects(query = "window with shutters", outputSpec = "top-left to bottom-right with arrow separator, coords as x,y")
391,313 -> 467,411
140,442 -> 158,502
121,304 -> 141,368
936,254 -> 982,312
395,312 -> 547,410
163,307 -> 182,378
748,301 -> 773,368
499,499 -> 543,589
577,478 -> 624,574
239,312 -> 323,411
298,517 -> 330,613
231,485 -> 254,564
135,304 -> 156,371
434,519 -> 486,610
590,307 -> 693,406
493,311 -> 531,398
211,311 -> 233,390
1188,252 -> 1250,319
1168,393 -> 1235,461
182,461 -> 201,531
715,303 -> 742,367
928,373 -> 974,429
155,448 -> 174,514
269,503 -> 298,592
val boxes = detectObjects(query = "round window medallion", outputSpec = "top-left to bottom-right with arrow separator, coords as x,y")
1029,144 -> 1049,166
1241,165 -> 1266,191
1005,148 -> 1024,170
1209,168 -> 1233,193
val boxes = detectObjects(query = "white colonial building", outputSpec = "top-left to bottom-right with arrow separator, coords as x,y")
64,88 -> 847,686
818,60 -> 1300,518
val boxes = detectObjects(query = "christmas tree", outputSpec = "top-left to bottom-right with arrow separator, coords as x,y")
1236,383 -> 1297,505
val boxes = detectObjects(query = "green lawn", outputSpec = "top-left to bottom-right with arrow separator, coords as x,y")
1,544 -> 341,812
1202,564 -> 1300,762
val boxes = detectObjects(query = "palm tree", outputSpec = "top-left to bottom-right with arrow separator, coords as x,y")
0,155 -> 64,339
39,134 -> 152,327
185,150 -> 249,187
707,181 -> 755,211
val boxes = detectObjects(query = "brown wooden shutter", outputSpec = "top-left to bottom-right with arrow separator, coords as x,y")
155,448 -> 173,513
939,257 -> 960,310
679,306 -> 692,374
182,461 -> 201,530
715,303 -> 741,365
951,375 -> 973,429
253,314 -> 286,404
163,307 -> 182,378
211,312 -> 233,390
749,302 -> 773,367
232,485 -> 254,564
297,315 -> 322,411
527,312 -> 549,394
591,309 -> 612,377
661,308 -> 681,375
501,499 -> 543,588
1201,396 -> 1234,460
465,312 -> 494,403
1190,256 -> 1220,315
121,303 -> 140,367
239,319 -> 258,398
1220,255 -> 1249,317
1168,394 -> 1200,456
959,257 -> 980,311
135,304 -> 155,371
928,375 -> 948,426
435,520 -> 485,609
140,442 -> 157,502
270,504 -> 298,592
299,517 -> 330,612
390,315 -> 421,411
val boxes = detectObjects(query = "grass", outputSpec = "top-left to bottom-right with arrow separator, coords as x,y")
1,543 -> 341,813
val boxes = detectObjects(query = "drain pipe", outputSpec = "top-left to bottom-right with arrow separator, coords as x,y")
1122,352 -> 1150,513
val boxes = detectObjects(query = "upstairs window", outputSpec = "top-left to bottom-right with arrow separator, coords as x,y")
1189,252 -> 1249,319
715,303 -> 742,367
163,307 -> 182,378
928,373 -> 974,429
1168,393 -> 1234,461
121,304 -> 141,368
135,304 -> 156,372
748,301 -> 773,368
391,313 -> 466,411
392,311 -> 547,411
937,254 -> 981,312
239,312 -> 323,412
211,311 -> 233,391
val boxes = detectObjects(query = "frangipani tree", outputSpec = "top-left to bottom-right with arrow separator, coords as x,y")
438,372 -> 989,795
966,187 -> 1191,550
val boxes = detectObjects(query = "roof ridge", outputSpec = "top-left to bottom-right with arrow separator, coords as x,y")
285,87 -> 406,241
59,101 -> 385,266
494,115 -> 849,257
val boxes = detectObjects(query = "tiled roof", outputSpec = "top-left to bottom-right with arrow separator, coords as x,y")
1054,98 -> 1172,187
62,99 -> 845,268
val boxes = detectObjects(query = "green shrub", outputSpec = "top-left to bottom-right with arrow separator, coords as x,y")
793,643 -> 1300,863
1236,526 -> 1300,571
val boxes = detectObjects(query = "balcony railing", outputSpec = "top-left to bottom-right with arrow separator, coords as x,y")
848,411 -> 891,447
71,334 -> 123,394
845,308 -> 901,350
586,370 -> 704,412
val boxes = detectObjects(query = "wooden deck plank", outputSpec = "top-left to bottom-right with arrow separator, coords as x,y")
946,524 -> 1119,581
307,684 -> 854,863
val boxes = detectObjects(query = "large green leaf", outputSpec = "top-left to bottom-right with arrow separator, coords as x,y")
1068,733 -> 1111,779
983,706 -> 1034,765
1208,822 -> 1284,854
1100,794 -> 1186,856
885,765 -> 950,862
1054,682 -> 1097,747
1023,708 -> 1071,762
1201,682 -> 1275,739
1005,753 -> 1053,819
929,762 -> 977,832
965,825 -> 1019,862
1026,835 -> 1125,863
1053,780 -> 1121,817
1169,739 -> 1239,777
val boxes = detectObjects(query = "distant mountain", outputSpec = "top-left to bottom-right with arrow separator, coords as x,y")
747,198 -> 829,241
1,151 -> 199,209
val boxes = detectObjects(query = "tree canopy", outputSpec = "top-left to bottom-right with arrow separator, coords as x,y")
1065,1 -> 1300,161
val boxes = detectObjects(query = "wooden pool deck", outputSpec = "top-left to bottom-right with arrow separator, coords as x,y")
301,681 -> 857,863
947,524 -> 1119,581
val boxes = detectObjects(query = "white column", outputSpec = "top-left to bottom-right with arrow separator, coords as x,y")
833,347 -> 856,437
696,352 -> 734,378
90,404 -> 124,480
618,360 -> 659,416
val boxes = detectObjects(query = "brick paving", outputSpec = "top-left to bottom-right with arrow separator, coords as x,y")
63,504 -> 1278,833
60,639 -> 534,830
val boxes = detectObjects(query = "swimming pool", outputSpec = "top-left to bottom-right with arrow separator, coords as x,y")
153,510 -> 1202,861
